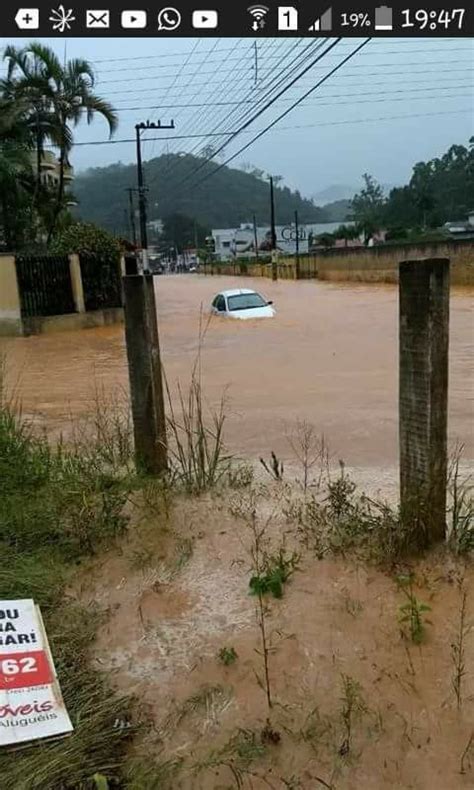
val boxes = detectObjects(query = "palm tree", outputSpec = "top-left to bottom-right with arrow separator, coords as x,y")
2,45 -> 61,200
46,53 -> 118,240
335,223 -> 360,248
3,43 -> 118,241
0,104 -> 35,248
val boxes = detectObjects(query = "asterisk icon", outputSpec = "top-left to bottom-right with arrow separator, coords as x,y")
49,4 -> 76,32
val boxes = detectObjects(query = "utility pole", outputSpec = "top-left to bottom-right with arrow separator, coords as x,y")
253,214 -> 259,261
126,187 -> 137,247
135,120 -> 174,269
269,176 -> 277,281
269,176 -> 277,250
294,210 -> 300,280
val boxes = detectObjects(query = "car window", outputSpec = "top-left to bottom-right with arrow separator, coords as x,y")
216,296 -> 226,311
227,293 -> 267,311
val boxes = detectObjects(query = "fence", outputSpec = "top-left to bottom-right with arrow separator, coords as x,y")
199,239 -> 474,286
0,252 -> 126,336
15,255 -> 76,318
80,254 -> 123,311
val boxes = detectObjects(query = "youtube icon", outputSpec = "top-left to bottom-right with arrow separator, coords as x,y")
121,10 -> 147,28
192,10 -> 218,29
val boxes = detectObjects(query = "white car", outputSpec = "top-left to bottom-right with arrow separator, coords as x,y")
211,289 -> 275,319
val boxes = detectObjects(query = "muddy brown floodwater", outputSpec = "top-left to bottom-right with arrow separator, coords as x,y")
1,275 -> 473,488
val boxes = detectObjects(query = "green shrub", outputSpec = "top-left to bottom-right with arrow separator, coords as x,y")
50,221 -> 121,263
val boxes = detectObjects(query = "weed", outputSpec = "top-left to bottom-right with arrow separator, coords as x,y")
261,718 -> 281,744
195,728 -> 266,775
227,462 -> 255,489
130,545 -> 155,570
397,573 -> 431,644
164,318 -> 233,493
339,674 -> 369,756
447,442 -> 474,555
341,587 -> 363,618
460,732 -> 474,775
451,589 -> 469,709
218,646 -> 238,666
287,420 -> 329,493
260,451 -> 284,481
93,774 -> 109,790
249,547 -> 300,599
0,387 -> 142,789
124,755 -> 184,789
173,536 -> 194,572
326,461 -> 356,519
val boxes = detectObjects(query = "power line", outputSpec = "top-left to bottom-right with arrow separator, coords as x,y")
110,83 -> 474,112
22,108 -> 472,152
169,39 -> 343,192
91,44 -> 471,72
84,38 -> 461,64
186,37 -> 373,193
102,63 -> 473,97
147,39 -> 319,188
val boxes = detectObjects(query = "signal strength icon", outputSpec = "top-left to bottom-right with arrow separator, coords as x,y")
247,4 -> 269,31
308,6 -> 332,31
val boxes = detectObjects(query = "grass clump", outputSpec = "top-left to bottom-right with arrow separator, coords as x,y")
396,573 -> 431,644
0,393 -> 141,789
249,548 -> 300,599
447,443 -> 474,555
218,646 -> 238,666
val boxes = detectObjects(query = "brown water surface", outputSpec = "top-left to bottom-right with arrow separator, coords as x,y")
1,275 -> 473,470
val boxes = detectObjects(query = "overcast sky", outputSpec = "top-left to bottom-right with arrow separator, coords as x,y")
1,36 -> 472,199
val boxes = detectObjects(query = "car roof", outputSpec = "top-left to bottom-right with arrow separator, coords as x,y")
218,289 -> 259,298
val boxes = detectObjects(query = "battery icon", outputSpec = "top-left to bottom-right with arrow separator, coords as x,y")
375,5 -> 393,30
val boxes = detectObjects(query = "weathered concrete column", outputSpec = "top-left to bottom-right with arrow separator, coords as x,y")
69,254 -> 85,313
123,275 -> 167,475
0,255 -> 23,336
399,257 -> 450,545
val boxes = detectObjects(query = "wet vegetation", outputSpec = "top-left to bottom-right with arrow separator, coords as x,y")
1,357 -> 473,788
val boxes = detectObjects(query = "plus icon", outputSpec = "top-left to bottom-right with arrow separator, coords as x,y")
15,8 -> 40,29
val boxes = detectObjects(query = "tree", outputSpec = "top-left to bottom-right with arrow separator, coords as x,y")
317,232 -> 335,249
160,213 -> 211,253
3,43 -> 118,242
351,174 -> 386,244
0,98 -> 37,249
335,224 -> 359,247
50,221 -> 121,262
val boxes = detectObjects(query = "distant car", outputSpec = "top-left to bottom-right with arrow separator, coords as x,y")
211,289 -> 275,320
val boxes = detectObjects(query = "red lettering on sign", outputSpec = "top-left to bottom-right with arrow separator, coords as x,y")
0,651 -> 53,690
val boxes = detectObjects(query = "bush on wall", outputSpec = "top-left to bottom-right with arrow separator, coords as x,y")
50,222 -> 121,263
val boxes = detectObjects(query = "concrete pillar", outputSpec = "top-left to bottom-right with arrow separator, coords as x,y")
123,274 -> 167,475
399,258 -> 450,545
0,255 -> 23,336
69,254 -> 85,313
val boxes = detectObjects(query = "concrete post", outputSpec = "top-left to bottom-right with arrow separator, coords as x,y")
69,254 -> 85,313
399,258 -> 450,545
123,275 -> 168,475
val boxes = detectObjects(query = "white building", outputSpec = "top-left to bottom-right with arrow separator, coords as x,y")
212,221 -> 350,260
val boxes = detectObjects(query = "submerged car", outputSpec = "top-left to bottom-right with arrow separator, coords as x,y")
211,289 -> 275,319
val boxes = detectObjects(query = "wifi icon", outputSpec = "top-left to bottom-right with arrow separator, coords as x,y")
247,4 -> 269,31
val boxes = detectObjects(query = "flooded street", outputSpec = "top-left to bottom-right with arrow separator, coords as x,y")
1,275 -> 473,479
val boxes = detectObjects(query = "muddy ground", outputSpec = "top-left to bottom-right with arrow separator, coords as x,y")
74,480 -> 474,790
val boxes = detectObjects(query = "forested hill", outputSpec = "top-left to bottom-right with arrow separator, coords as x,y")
73,153 -> 336,231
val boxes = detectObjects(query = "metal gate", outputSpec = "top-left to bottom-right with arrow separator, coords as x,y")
79,255 -> 123,311
15,255 -> 76,318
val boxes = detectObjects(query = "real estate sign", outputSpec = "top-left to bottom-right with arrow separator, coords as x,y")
0,599 -> 73,746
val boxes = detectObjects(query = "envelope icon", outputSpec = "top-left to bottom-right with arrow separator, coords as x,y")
87,9 -> 110,27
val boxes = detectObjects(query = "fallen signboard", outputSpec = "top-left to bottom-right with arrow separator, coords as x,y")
0,599 -> 73,746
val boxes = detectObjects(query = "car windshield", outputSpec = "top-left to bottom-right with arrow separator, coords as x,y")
227,293 -> 267,311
